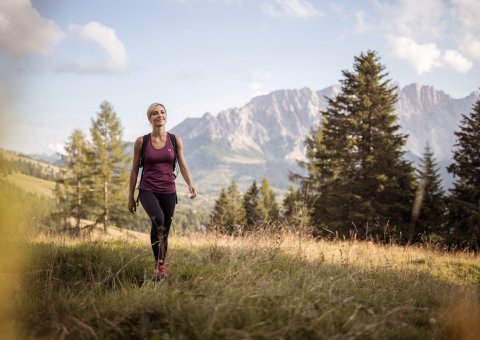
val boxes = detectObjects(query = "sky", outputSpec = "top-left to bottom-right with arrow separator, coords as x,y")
1,0 -> 479,155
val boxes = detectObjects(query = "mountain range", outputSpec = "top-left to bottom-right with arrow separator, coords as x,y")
170,83 -> 479,195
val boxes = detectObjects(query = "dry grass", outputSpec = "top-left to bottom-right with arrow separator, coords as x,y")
15,229 -> 480,339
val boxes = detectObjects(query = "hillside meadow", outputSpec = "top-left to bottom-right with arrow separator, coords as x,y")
0,163 -> 479,339
10,229 -> 480,339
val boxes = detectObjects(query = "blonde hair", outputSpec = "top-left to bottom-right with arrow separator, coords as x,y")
146,103 -> 166,121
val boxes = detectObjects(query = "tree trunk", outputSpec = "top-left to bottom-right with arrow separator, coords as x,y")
408,172 -> 428,243
104,179 -> 108,233
76,180 -> 81,233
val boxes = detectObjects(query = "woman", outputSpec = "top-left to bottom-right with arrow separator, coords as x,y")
128,103 -> 197,281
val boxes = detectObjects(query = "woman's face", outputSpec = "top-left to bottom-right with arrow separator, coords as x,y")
149,105 -> 167,127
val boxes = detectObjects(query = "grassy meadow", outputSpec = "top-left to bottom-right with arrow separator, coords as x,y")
15,231 -> 480,339
4,172 -> 56,198
0,159 -> 479,339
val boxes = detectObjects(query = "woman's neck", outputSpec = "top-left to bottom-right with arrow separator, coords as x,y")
151,126 -> 166,137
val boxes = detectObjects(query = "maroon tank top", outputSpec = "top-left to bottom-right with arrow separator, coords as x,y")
139,133 -> 176,193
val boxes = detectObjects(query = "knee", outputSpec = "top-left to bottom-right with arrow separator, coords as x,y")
151,216 -> 165,229
150,216 -> 165,228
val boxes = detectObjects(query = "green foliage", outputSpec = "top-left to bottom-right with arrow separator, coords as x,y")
56,129 -> 94,234
282,185 -> 303,226
89,101 -> 131,231
410,143 -> 447,242
447,97 -> 480,249
259,178 -> 280,222
210,188 -> 230,226
242,180 -> 266,229
210,180 -> 246,234
211,178 -> 282,233
52,102 -> 131,233
301,50 -> 415,240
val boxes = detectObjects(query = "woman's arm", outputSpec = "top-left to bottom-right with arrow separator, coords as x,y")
128,136 -> 143,213
176,135 -> 197,199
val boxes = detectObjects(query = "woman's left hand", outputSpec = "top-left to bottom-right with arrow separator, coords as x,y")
189,185 -> 197,199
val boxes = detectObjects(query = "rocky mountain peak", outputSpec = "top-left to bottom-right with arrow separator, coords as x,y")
171,83 -> 478,193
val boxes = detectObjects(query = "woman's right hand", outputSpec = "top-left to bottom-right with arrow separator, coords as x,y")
128,198 -> 136,214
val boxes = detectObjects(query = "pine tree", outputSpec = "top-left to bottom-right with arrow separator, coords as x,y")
54,171 -> 71,231
61,129 -> 93,233
302,51 -> 415,240
408,143 -> 446,242
243,180 -> 263,229
259,178 -> 280,223
210,188 -> 229,227
210,181 -> 245,234
226,180 -> 245,226
90,101 -> 130,232
282,185 -> 303,226
447,97 -> 480,249
302,109 -> 352,230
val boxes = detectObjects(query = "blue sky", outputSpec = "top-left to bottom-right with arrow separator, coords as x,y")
1,0 -> 479,154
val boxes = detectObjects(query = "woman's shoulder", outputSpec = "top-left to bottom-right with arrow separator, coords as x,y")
136,133 -> 152,141
134,134 -> 149,149
135,135 -> 144,144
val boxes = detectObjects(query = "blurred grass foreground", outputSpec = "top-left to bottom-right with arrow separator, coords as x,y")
11,230 -> 480,339
0,178 -> 52,338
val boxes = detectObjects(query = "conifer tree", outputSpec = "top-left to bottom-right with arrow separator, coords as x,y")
447,97 -> 480,249
90,101 -> 130,232
408,143 -> 446,242
282,185 -> 302,226
243,180 -> 263,229
210,181 -> 245,234
303,51 -> 415,239
226,180 -> 245,226
210,188 -> 229,227
259,178 -> 280,222
54,172 -> 71,231
61,129 -> 93,233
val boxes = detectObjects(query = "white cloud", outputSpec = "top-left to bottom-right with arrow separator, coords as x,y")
453,0 -> 480,61
0,0 -> 65,57
378,0 -> 446,40
45,142 -> 66,155
389,36 -> 473,74
61,22 -> 129,74
442,50 -> 473,73
354,10 -> 373,34
364,0 -> 480,74
388,36 -> 442,74
261,0 -> 321,19
0,1 -> 129,75
460,35 -> 480,60
452,0 -> 480,33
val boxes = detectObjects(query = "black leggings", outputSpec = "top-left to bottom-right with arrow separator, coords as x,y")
139,190 -> 176,264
